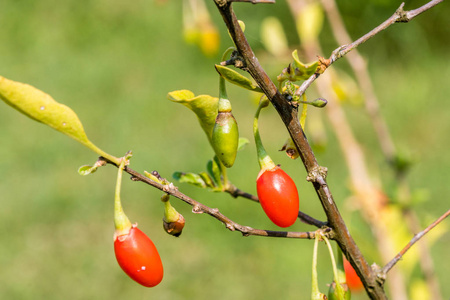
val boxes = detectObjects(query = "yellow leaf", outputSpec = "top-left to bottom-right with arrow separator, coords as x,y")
0,75 -> 118,164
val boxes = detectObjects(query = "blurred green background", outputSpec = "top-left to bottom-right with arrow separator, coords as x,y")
0,0 -> 449,299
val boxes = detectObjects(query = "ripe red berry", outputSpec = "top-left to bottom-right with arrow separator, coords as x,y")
114,226 -> 164,287
344,258 -> 363,292
256,166 -> 299,227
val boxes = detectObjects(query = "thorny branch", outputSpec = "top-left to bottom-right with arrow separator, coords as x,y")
214,0 -> 444,299
101,156 -> 330,239
213,1 -> 382,299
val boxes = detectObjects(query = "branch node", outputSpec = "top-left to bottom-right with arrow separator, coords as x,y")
192,205 -> 204,214
240,226 -> 253,236
306,166 -> 328,183
221,50 -> 247,69
162,182 -> 177,194
330,45 -> 347,63
130,175 -> 140,182
395,3 -> 409,23
214,0 -> 228,7
373,263 -> 387,285
316,56 -> 331,74
225,223 -> 236,231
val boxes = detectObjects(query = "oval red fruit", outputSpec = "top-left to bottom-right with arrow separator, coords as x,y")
114,226 -> 164,287
344,258 -> 363,292
256,167 -> 299,227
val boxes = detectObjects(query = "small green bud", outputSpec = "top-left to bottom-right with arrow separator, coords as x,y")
215,65 -> 262,93
310,98 -> 328,108
298,97 -> 327,108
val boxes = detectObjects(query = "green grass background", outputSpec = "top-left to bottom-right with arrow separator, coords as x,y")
0,0 -> 449,299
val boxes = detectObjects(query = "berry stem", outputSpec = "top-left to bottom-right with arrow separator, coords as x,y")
311,235 -> 320,296
323,234 -> 346,299
114,154 -> 132,237
218,47 -> 235,111
218,158 -> 230,189
254,96 -> 276,171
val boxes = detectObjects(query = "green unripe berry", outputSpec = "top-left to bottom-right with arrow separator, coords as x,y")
212,107 -> 239,168
328,281 -> 351,300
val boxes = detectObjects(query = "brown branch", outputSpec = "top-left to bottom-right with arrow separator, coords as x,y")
380,208 -> 450,277
102,157 -> 331,239
295,0 -> 444,99
213,1 -> 384,299
226,186 -> 260,202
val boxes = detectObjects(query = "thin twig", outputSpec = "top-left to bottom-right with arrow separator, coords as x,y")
321,0 -> 396,163
321,1 -> 445,298
403,207 -> 444,300
101,157 -> 332,239
380,208 -> 450,277
295,0 -> 444,99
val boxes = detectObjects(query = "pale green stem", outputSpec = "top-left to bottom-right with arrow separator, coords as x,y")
83,139 -> 120,165
219,159 -> 230,189
311,236 -> 321,299
218,49 -> 233,112
164,200 -> 180,223
221,47 -> 236,63
323,235 -> 346,299
114,158 -> 132,234
253,98 -> 276,171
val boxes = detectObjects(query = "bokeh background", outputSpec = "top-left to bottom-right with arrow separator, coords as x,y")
0,0 -> 449,299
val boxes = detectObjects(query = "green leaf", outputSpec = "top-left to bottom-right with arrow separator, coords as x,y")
144,170 -> 163,184
0,76 -> 90,145
215,65 -> 263,93
78,165 -> 98,176
0,75 -> 119,164
172,172 -> 206,188
207,158 -> 223,190
292,50 -> 319,80
198,171 -> 216,189
168,90 -> 218,144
